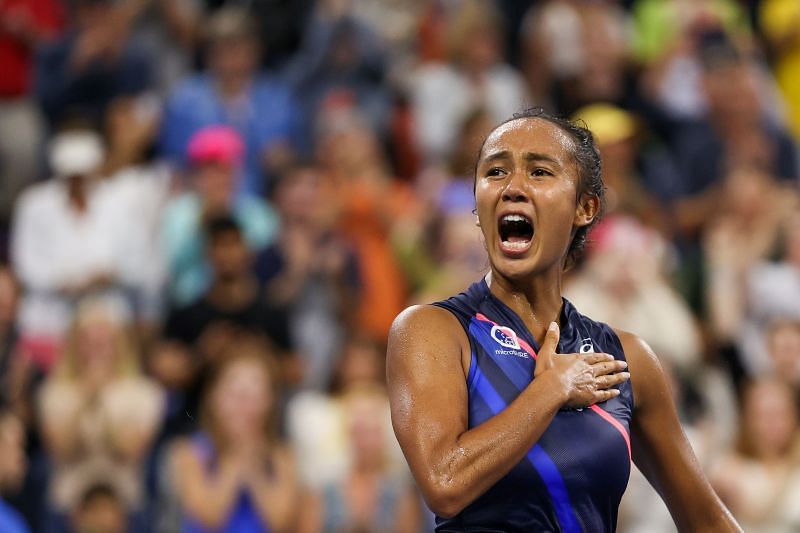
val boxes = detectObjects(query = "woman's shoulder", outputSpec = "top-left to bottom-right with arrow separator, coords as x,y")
389,304 -> 468,344
605,327 -> 657,373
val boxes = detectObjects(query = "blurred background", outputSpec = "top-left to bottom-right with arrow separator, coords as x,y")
0,0 -> 799,531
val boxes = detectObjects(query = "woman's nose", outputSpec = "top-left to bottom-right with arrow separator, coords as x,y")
501,172 -> 529,202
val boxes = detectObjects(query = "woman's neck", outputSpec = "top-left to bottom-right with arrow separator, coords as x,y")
486,267 -> 565,344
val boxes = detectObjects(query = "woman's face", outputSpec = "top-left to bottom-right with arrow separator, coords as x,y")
76,316 -> 119,371
744,381 -> 798,458
475,118 -> 595,280
338,341 -> 382,390
346,394 -> 388,469
211,359 -> 273,440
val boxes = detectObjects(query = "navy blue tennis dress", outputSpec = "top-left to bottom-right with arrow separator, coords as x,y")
432,279 -> 634,532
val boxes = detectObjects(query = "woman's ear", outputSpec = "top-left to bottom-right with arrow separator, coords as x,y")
574,195 -> 600,228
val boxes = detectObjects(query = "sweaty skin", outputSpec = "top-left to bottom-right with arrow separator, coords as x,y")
387,117 -> 741,530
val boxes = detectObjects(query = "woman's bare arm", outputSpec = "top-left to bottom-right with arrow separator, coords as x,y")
619,330 -> 742,532
395,483 -> 422,533
247,446 -> 300,532
170,440 -> 243,529
387,305 -> 629,517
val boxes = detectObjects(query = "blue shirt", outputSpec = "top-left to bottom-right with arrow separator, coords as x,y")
0,498 -> 29,533
160,73 -> 298,196
432,279 -> 634,532
182,433 -> 270,533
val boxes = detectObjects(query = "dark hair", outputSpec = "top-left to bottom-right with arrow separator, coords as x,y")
474,107 -> 605,268
205,215 -> 242,243
268,159 -> 318,201
78,482 -> 122,509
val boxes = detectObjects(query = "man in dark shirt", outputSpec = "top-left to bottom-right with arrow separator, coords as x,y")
152,215 -> 293,437
164,216 -> 291,353
636,41 -> 798,236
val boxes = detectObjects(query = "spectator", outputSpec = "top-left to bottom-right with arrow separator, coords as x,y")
298,385 -> 420,533
565,215 -> 703,372
163,216 -> 292,358
257,162 -> 359,390
37,297 -> 164,523
0,412 -> 29,533
169,339 -> 299,532
710,379 -> 800,531
288,336 -> 391,489
202,0 -> 312,70
644,43 -> 798,236
520,0 -> 631,114
765,320 -> 800,390
70,483 -> 127,533
101,96 -> 171,333
156,216 -> 293,437
35,0 -> 152,126
632,0 -> 751,119
289,6 -> 392,149
11,129 -> 122,371
159,6 -> 298,196
571,103 -> 672,236
162,126 -> 278,305
0,0 -> 63,243
410,180 -> 487,303
317,112 -> 412,340
411,0 -> 529,163
704,172 -> 799,376
123,0 -> 203,96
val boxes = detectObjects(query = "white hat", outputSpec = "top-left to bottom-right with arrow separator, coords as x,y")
49,131 -> 104,178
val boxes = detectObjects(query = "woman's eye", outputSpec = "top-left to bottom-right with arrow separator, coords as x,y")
532,168 -> 552,177
486,167 -> 505,177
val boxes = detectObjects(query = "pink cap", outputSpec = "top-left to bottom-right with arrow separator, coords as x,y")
187,125 -> 244,166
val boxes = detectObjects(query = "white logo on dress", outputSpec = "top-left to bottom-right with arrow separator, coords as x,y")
490,325 -> 521,350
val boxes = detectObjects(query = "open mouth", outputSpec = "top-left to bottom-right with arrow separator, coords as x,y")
498,214 -> 534,254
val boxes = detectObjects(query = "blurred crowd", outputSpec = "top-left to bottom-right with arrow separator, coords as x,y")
0,0 -> 799,531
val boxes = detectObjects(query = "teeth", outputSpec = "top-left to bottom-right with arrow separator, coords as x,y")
502,214 -> 529,223
502,240 -> 530,250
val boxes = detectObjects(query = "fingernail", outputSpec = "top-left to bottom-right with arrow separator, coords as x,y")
620,361 -> 628,368
549,322 -> 558,332
621,372 -> 630,379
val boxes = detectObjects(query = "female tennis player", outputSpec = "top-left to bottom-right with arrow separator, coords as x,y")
387,108 -> 741,532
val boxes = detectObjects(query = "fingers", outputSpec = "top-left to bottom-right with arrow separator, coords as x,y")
539,322 -> 560,359
591,388 -> 622,404
533,322 -> 560,377
581,352 -> 616,365
589,359 -> 628,377
593,371 -> 631,390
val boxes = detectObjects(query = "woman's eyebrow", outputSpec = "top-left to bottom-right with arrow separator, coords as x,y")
480,150 -> 511,164
523,152 -> 561,167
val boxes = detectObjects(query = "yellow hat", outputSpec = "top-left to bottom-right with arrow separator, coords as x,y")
571,103 -> 636,146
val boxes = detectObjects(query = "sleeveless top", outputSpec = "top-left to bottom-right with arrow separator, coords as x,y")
181,433 -> 271,533
432,279 -> 634,533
